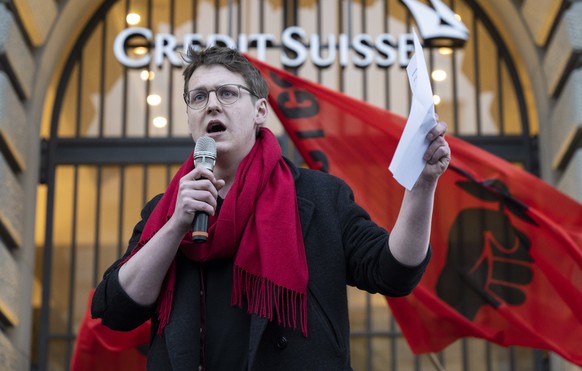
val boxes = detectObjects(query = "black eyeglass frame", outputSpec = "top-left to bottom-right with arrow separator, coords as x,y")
183,84 -> 259,110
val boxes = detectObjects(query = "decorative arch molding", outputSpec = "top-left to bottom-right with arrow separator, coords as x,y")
473,0 -> 550,178
35,1 -> 543,369
33,0 -> 111,139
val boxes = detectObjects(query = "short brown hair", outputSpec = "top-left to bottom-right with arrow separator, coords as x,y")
182,46 -> 268,100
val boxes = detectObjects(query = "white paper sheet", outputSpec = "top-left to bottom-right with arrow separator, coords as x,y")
389,30 -> 437,190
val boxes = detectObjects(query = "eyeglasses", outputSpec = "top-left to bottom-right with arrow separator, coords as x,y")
183,84 -> 258,110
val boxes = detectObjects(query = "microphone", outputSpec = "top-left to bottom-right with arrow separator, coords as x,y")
191,136 -> 216,243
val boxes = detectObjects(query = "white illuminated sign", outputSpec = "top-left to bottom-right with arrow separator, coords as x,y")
113,26 -> 417,69
113,0 -> 468,69
402,0 -> 469,43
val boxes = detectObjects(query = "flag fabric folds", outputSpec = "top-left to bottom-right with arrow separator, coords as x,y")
246,54 -> 582,366
71,290 -> 149,371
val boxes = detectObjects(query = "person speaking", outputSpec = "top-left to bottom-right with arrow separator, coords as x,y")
91,46 -> 450,370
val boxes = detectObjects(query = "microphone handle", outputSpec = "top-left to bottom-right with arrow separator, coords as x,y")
192,211 -> 209,243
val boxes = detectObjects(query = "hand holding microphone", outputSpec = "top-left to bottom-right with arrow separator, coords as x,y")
191,136 -> 217,243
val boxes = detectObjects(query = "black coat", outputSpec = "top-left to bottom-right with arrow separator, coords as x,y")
92,159 -> 431,370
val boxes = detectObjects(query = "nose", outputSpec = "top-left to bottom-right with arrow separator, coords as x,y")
206,90 -> 221,112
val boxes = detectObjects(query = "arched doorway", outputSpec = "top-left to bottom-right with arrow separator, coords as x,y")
35,0 -> 541,369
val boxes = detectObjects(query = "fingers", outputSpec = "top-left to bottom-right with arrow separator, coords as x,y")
427,120 -> 447,141
178,182 -> 217,215
424,135 -> 450,164
189,166 -> 215,182
423,120 -> 451,176
177,168 -> 224,218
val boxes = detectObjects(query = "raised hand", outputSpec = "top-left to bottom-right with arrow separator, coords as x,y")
418,120 -> 450,187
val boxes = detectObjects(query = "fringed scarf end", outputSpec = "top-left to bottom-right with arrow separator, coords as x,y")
232,265 -> 308,337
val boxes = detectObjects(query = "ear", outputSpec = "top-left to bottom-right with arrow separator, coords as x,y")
254,98 -> 269,125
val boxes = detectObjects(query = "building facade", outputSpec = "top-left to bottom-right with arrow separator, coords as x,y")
0,0 -> 581,370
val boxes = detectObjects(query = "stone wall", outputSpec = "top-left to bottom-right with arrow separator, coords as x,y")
0,1 -> 57,370
520,1 -> 582,369
522,0 -> 582,198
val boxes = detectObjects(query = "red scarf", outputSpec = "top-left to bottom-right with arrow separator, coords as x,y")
121,128 -> 308,336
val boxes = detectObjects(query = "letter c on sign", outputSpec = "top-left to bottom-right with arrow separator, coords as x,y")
114,27 -> 152,68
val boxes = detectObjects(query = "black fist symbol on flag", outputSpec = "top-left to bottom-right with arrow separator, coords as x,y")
436,180 -> 535,320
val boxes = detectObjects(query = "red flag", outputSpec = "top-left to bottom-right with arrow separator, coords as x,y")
71,290 -> 149,371
246,55 -> 582,366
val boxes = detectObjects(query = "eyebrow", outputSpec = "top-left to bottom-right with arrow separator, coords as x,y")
188,83 -> 235,91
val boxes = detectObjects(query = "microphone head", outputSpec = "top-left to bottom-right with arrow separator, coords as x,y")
194,136 -> 216,172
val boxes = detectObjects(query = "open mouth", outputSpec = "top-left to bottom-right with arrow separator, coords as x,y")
207,122 -> 226,133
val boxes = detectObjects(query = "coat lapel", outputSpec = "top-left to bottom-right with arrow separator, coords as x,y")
165,259 -> 202,370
